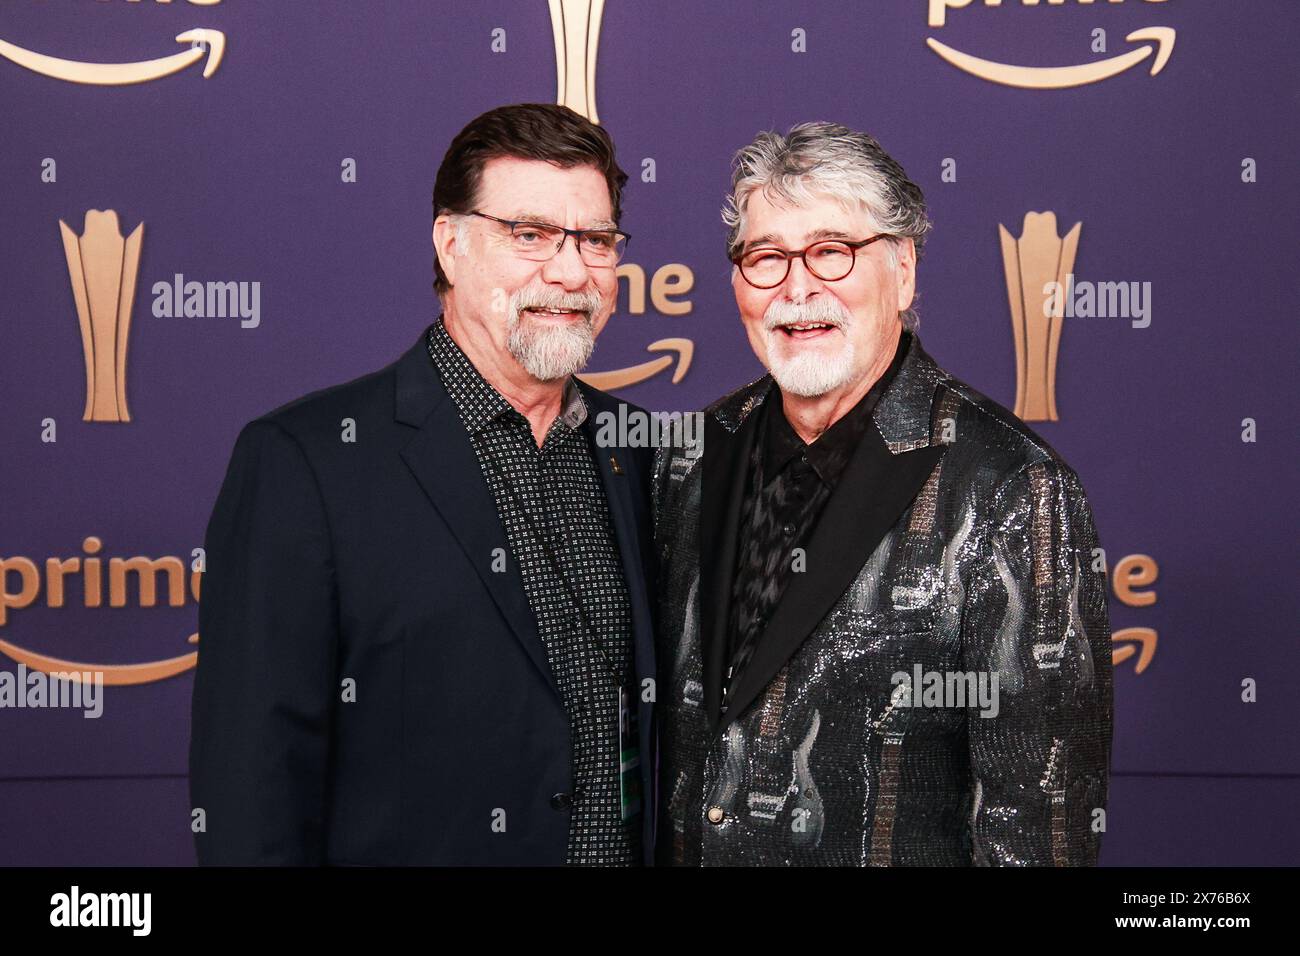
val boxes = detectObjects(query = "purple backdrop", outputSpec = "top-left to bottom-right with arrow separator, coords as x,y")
1,0 -> 1297,865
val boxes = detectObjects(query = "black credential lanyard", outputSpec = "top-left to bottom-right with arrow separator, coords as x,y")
481,424 -> 646,823
478,423 -> 628,691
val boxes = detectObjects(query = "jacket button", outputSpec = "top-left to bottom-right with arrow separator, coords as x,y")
550,792 -> 573,810
706,806 -> 725,824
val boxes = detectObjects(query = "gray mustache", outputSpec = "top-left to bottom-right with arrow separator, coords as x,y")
514,291 -> 602,317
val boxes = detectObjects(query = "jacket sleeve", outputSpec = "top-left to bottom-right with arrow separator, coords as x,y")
958,458 -> 1113,865
189,419 -> 339,865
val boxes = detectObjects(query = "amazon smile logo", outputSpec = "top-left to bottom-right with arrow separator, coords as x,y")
927,0 -> 1176,90
0,0 -> 224,86
1,537 -> 201,686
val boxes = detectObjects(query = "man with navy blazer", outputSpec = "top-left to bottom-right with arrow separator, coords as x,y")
190,104 -> 656,865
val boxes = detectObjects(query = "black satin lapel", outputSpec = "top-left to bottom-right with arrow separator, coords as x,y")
700,409 -> 764,734
399,398 -> 561,703
719,427 -> 946,730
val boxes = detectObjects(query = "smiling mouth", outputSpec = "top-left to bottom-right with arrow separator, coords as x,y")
775,322 -> 839,341
524,307 -> 588,321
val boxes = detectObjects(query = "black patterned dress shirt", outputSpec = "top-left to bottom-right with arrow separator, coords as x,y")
426,317 -> 639,866
724,331 -> 912,711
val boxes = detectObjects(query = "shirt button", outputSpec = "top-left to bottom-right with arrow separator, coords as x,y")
550,792 -> 573,811
706,806 -> 726,825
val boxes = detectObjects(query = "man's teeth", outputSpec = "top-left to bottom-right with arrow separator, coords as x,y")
783,322 -> 833,330
528,307 -> 581,315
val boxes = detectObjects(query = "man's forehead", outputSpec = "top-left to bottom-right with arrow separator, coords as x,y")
476,156 -> 614,223
741,191 -> 869,242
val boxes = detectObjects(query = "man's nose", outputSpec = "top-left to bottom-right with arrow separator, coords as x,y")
541,233 -> 593,290
783,254 -> 823,303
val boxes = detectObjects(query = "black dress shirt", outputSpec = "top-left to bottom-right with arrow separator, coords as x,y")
723,330 -> 913,711
426,317 -> 639,865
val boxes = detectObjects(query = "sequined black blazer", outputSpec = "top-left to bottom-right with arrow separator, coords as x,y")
652,332 -> 1112,866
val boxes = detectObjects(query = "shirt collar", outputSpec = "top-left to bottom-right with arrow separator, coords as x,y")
557,377 -> 588,430
425,316 -> 588,436
762,329 -> 912,486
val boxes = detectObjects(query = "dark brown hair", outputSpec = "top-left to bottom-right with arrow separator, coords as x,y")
432,103 -> 628,294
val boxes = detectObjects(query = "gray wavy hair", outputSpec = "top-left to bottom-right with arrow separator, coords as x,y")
721,122 -> 931,330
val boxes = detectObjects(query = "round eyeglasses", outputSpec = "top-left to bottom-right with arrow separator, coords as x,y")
732,235 -> 897,289
468,210 -> 630,268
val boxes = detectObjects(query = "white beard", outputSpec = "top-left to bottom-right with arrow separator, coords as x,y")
762,298 -> 858,398
767,342 -> 857,398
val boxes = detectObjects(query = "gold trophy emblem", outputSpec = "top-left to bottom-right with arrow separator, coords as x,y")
549,0 -> 606,123
998,211 -> 1081,422
58,209 -> 144,423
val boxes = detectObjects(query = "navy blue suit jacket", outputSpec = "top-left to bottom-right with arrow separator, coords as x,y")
189,327 -> 658,865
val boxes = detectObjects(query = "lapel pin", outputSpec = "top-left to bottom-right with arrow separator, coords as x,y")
609,454 -> 623,475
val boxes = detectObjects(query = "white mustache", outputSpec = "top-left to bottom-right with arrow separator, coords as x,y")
763,297 -> 850,332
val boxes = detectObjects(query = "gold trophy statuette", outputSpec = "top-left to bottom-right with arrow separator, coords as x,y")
59,209 -> 144,423
549,0 -> 605,123
999,211 -> 1081,423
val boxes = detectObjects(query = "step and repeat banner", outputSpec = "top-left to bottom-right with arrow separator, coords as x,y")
0,0 -> 1295,865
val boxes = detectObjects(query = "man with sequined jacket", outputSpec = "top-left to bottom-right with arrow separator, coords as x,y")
652,123 -> 1112,866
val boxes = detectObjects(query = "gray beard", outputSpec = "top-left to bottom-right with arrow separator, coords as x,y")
506,297 -> 598,382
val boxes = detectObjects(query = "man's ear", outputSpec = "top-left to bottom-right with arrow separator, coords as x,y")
433,214 -> 462,287
894,237 -> 917,312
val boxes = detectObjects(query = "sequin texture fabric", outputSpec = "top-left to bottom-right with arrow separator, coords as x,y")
652,332 -> 1112,866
